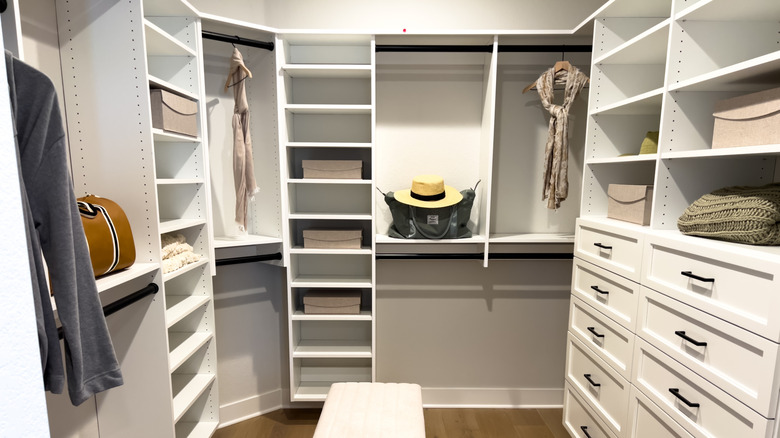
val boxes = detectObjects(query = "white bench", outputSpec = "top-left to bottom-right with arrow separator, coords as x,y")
313,382 -> 426,438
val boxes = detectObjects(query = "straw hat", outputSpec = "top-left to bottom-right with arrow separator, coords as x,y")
394,175 -> 463,208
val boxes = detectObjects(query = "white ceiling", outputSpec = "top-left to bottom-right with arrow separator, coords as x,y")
190,0 -> 611,34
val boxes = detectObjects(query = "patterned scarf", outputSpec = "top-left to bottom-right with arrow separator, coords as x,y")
536,66 -> 589,209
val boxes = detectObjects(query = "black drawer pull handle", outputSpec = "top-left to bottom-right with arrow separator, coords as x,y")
587,326 -> 605,338
681,271 -> 714,283
675,330 -> 707,347
584,373 -> 601,387
591,285 -> 609,295
594,242 -> 612,250
669,388 -> 699,408
580,425 -> 593,438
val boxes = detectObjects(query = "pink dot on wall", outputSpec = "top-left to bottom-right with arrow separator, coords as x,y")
403,28 -> 407,32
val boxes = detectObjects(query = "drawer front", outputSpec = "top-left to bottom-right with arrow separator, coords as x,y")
632,338 -> 774,438
569,296 -> 635,380
575,218 -> 645,282
564,382 -> 617,438
642,234 -> 780,341
566,334 -> 630,437
637,287 -> 780,417
628,386 -> 692,438
572,258 -> 640,331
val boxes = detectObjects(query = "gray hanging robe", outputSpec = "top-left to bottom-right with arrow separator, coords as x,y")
536,65 -> 589,210
226,47 -> 259,231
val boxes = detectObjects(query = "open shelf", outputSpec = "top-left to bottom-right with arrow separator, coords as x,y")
143,19 -> 196,57
292,340 -> 372,358
162,258 -> 209,283
292,310 -> 373,321
282,64 -> 372,78
165,295 -> 209,328
169,331 -> 213,373
171,373 -> 216,423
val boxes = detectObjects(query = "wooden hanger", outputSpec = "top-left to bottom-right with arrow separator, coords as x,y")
522,60 -> 571,94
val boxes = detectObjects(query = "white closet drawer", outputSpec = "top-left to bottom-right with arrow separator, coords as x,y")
566,333 -> 630,437
575,218 -> 645,282
637,287 -> 780,417
632,338 -> 774,438
564,382 -> 618,438
642,233 -> 780,341
628,385 -> 692,438
569,296 -> 635,380
572,258 -> 640,331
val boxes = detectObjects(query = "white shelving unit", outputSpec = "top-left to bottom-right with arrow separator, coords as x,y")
55,0 -> 220,436
566,0 -> 780,436
276,33 -> 376,402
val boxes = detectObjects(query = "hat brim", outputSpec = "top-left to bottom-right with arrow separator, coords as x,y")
394,185 -> 463,208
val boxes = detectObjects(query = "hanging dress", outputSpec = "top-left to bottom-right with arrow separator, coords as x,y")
536,65 -> 589,210
226,47 -> 259,231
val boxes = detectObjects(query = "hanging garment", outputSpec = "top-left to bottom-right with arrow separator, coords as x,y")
536,65 -> 589,210
5,51 -> 123,406
226,47 -> 259,231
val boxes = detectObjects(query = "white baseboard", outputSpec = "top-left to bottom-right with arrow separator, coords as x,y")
421,387 -> 564,408
218,389 -> 284,428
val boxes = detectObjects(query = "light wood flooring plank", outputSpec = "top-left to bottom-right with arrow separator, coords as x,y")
214,407 -> 568,438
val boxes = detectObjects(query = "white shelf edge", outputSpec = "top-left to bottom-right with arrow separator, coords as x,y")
213,234 -> 283,248
159,218 -> 207,235
281,64 -> 372,78
590,88 -> 664,115
289,213 -> 372,220
156,178 -> 205,185
285,104 -> 372,114
375,234 -> 487,244
292,340 -> 373,358
172,373 -> 216,423
143,19 -> 197,58
287,142 -> 372,149
152,128 -> 201,143
166,295 -> 210,328
593,18 -> 671,65
169,331 -> 213,373
488,233 -> 575,243
661,144 -> 780,160
162,258 -> 209,282
290,247 -> 373,255
95,262 -> 159,293
288,178 -> 371,185
290,276 -> 373,288
586,153 -> 658,164
291,310 -> 372,321
148,75 -> 199,101
668,51 -> 780,92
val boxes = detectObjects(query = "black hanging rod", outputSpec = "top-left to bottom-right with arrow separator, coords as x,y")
498,44 -> 592,53
216,253 -> 283,267
202,30 -> 275,51
376,252 -> 573,260
376,44 -> 493,53
375,44 -> 591,54
58,282 -> 159,340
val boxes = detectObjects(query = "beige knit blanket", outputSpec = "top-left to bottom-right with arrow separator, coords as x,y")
677,183 -> 780,245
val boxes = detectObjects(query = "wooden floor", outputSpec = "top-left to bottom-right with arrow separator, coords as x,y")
213,408 -> 570,438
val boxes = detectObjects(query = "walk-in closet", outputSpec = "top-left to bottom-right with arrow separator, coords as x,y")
3,0 -> 779,437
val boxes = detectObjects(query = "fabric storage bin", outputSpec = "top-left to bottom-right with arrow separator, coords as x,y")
150,88 -> 198,137
607,184 -> 653,225
302,160 -> 362,179
304,291 -> 361,314
303,229 -> 362,249
712,87 -> 780,149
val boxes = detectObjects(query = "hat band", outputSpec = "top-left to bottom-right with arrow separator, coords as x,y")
411,190 -> 446,202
